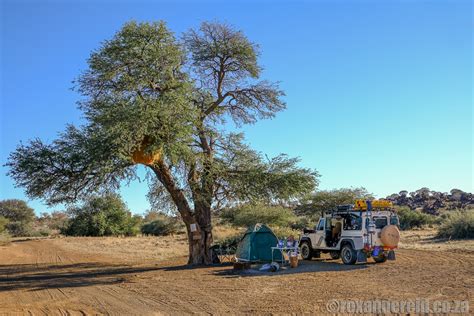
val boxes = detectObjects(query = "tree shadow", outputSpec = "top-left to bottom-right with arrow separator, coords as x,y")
154,262 -> 234,272
212,259 -> 371,278
0,262 -> 161,292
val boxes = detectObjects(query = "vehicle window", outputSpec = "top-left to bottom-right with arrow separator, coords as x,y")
390,215 -> 399,226
317,219 -> 325,230
343,214 -> 362,230
373,217 -> 388,229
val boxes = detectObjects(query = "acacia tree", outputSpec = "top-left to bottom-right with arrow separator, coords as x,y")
7,21 -> 318,264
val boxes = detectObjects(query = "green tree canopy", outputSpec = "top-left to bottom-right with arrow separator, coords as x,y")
220,202 -> 297,228
296,187 -> 373,217
7,21 -> 318,264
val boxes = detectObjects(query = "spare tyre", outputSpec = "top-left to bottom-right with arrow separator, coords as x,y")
380,225 -> 400,248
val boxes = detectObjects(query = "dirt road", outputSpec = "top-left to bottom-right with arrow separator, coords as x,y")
0,238 -> 472,315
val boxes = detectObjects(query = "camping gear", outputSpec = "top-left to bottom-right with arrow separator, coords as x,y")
233,261 -> 251,270
235,224 -> 283,263
270,262 -> 280,272
271,246 -> 298,265
289,254 -> 298,268
259,263 -> 272,271
354,199 -> 393,210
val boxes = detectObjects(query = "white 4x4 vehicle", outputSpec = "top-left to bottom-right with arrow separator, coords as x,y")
299,200 -> 400,265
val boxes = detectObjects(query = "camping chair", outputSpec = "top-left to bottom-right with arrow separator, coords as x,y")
211,245 -> 236,263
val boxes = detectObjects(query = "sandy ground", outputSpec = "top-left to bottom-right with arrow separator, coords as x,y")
0,232 -> 472,315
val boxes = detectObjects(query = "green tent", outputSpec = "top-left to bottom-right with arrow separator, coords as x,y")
235,224 -> 283,262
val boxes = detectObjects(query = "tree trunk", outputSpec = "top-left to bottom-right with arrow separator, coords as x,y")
149,160 -> 214,265
185,206 -> 213,265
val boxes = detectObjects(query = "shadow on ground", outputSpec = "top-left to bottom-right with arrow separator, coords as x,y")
212,259 -> 371,278
0,262 -> 161,292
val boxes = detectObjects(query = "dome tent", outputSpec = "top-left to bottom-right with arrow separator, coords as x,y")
235,224 -> 282,263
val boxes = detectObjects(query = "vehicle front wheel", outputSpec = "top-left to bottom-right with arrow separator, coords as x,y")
341,244 -> 357,265
300,241 -> 313,260
373,255 -> 387,263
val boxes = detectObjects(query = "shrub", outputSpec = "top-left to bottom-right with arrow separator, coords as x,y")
271,226 -> 300,240
141,214 -> 182,236
0,199 -> 35,222
0,216 -> 9,234
437,209 -> 474,239
6,221 -> 34,237
221,203 -> 297,228
37,211 -> 69,232
0,199 -> 35,237
396,206 -> 436,230
290,216 -> 317,231
64,194 -> 137,236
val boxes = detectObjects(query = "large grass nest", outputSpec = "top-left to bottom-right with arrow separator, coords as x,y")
131,137 -> 162,165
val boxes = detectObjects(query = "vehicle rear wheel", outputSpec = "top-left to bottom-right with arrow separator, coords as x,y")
329,251 -> 340,260
300,241 -> 313,260
373,255 -> 387,263
341,244 -> 357,265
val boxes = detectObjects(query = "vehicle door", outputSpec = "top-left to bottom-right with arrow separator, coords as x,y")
310,218 -> 327,248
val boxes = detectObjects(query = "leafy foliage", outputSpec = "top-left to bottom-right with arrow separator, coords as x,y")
437,209 -> 474,239
296,187 -> 373,217
396,206 -> 436,230
0,216 -> 9,234
37,211 -> 69,232
0,199 -> 35,222
220,203 -> 297,228
63,194 -> 138,236
271,226 -> 301,240
0,199 -> 36,236
141,214 -> 182,236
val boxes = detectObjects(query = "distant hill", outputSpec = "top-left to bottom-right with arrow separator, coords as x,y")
385,188 -> 474,215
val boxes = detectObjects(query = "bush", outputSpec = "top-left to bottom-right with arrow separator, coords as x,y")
141,214 -> 181,236
221,203 -> 297,228
64,194 -> 137,236
437,209 -> 474,239
271,226 -> 300,240
0,199 -> 35,237
0,216 -> 9,233
290,216 -> 317,231
6,221 -> 34,237
0,199 -> 35,222
396,206 -> 436,230
123,214 -> 143,236
37,211 -> 69,232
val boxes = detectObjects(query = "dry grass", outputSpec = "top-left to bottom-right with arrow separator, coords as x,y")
37,227 -> 474,265
51,234 -> 189,263
212,225 -> 243,241
49,226 -> 244,264
400,228 -> 474,252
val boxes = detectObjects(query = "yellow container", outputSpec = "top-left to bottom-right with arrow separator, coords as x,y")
354,199 -> 393,210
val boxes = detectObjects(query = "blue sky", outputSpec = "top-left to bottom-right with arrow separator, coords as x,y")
1,0 -> 472,215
